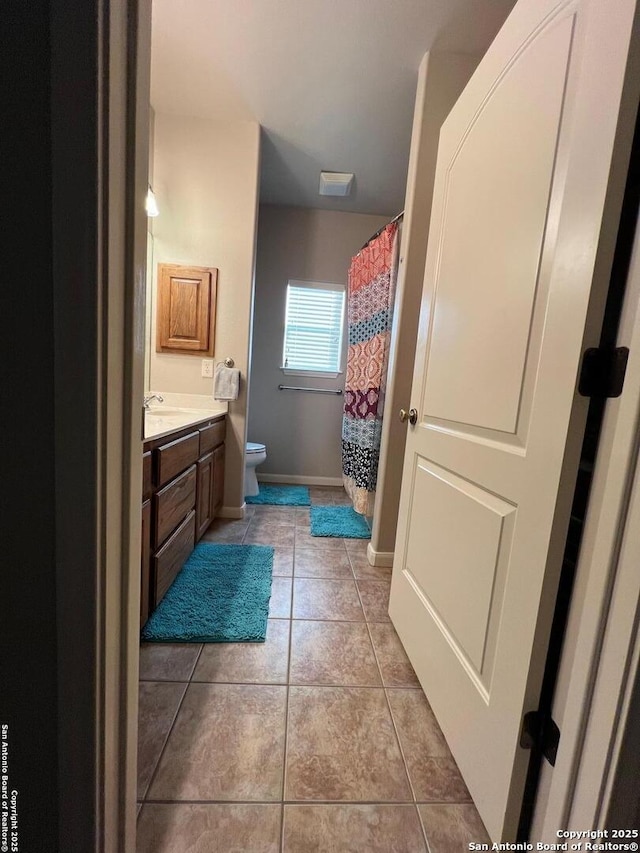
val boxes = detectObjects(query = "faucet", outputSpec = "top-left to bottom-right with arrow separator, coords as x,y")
143,394 -> 164,409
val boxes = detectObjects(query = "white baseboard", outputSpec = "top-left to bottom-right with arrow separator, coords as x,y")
366,543 -> 394,568
258,473 -> 344,487
218,503 -> 246,520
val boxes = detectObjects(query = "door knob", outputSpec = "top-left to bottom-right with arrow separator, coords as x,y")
399,407 -> 418,425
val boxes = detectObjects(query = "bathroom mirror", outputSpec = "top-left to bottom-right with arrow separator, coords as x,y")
143,230 -> 154,392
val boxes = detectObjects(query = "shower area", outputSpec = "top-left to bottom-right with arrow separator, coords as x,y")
342,216 -> 402,519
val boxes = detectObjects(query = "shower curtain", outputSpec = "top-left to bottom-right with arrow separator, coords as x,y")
342,222 -> 399,516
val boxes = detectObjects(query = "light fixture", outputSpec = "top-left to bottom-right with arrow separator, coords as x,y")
319,171 -> 354,197
146,186 -> 159,217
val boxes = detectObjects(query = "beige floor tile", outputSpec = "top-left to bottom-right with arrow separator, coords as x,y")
331,491 -> 353,506
387,690 -> 450,758
344,538 -> 370,557
368,623 -> 421,687
283,804 -> 426,852
412,758 -> 471,803
293,578 -> 364,621
290,621 -> 381,686
137,681 -> 186,799
139,644 -> 201,681
309,487 -> 339,503
387,690 -> 470,802
418,804 -> 490,852
192,620 -> 290,684
295,528 -> 346,551
149,683 -> 286,801
250,506 -> 297,525
272,546 -> 294,577
349,553 -> 393,581
294,547 -> 353,579
357,580 -> 391,622
285,686 -> 411,801
269,577 -> 292,618
295,507 -> 310,526
137,803 -> 281,853
245,523 -> 295,547
201,518 -> 250,544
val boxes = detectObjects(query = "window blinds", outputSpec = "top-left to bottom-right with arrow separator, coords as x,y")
283,282 -> 345,372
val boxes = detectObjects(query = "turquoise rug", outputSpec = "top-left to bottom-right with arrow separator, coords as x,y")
141,543 -> 274,642
310,505 -> 371,539
246,484 -> 310,506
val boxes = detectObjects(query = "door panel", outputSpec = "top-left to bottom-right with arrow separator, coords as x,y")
389,0 -> 638,841
423,15 -> 574,435
406,458 -> 515,682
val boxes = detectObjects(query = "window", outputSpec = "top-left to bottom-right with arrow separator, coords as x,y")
282,280 -> 346,375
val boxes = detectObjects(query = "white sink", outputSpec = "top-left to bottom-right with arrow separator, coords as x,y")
145,407 -> 195,417
143,405 -> 227,440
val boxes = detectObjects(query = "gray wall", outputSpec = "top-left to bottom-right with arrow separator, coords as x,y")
371,51 -> 480,556
248,205 -> 389,481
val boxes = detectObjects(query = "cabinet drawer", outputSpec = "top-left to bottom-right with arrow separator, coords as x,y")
142,451 -> 153,501
156,431 -> 199,487
153,510 -> 195,607
199,419 -> 226,455
154,464 -> 197,548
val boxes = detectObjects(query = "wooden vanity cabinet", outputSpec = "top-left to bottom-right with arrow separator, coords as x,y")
212,443 -> 225,516
195,420 -> 227,540
196,451 -> 215,539
140,500 -> 151,627
140,413 -> 226,624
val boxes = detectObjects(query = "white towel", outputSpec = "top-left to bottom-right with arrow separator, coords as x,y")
214,364 -> 240,401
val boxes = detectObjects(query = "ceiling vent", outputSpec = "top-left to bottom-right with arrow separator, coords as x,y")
319,171 -> 354,197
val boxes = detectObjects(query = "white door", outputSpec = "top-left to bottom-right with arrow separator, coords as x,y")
389,0 -> 638,841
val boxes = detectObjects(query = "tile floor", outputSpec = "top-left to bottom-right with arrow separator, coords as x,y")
137,486 -> 490,852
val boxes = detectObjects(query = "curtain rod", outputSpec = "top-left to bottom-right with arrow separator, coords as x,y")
359,210 -> 404,252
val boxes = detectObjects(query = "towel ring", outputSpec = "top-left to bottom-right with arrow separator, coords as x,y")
219,357 -> 235,368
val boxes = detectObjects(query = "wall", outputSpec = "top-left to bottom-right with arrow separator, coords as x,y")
370,51 -> 479,561
249,205 -> 389,482
150,113 -> 260,510
5,3 -> 59,846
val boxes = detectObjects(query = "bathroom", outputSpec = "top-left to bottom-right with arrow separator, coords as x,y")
7,0 -> 640,848
132,0 -> 640,849
135,2 -> 498,848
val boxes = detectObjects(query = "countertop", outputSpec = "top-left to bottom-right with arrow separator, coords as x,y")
144,405 -> 228,441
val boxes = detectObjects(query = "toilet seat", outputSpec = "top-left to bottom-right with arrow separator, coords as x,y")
246,442 -> 266,454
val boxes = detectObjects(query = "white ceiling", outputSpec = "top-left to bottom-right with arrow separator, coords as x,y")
151,0 -> 516,216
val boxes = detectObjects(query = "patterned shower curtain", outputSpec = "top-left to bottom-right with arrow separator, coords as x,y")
342,222 -> 399,516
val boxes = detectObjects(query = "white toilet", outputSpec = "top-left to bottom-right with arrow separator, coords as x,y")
244,441 -> 267,497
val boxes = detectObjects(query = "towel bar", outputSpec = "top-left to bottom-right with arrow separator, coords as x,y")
278,384 -> 343,395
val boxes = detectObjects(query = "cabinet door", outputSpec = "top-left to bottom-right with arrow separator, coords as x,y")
156,263 -> 218,356
212,444 -> 225,520
196,451 -> 214,541
140,500 -> 151,627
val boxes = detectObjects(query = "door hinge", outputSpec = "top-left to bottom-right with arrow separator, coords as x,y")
578,347 -> 629,398
520,710 -> 560,767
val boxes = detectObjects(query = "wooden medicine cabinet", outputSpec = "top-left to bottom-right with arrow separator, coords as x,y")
156,262 -> 218,355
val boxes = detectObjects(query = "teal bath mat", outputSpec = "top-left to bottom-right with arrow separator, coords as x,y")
246,484 -> 311,506
310,505 -> 371,539
141,543 -> 274,642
